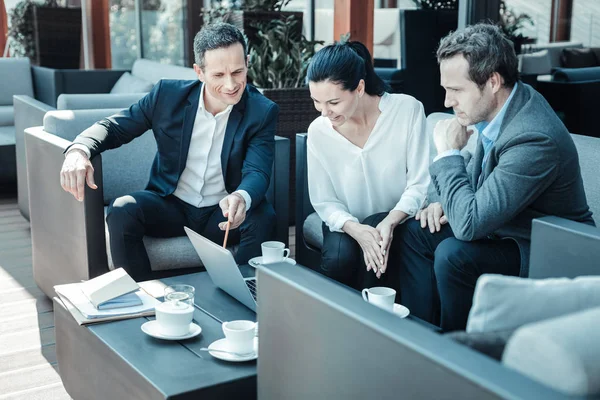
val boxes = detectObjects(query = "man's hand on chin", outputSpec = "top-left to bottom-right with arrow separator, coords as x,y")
218,192 -> 247,230
433,118 -> 474,155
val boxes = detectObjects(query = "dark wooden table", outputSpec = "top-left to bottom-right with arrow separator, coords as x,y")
54,268 -> 258,400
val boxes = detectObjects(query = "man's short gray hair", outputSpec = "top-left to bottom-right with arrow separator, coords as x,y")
436,23 -> 518,89
193,22 -> 247,69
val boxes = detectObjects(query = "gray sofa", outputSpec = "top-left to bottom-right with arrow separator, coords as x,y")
0,58 -> 35,187
256,218 -> 600,399
295,113 -> 600,269
24,109 -> 290,298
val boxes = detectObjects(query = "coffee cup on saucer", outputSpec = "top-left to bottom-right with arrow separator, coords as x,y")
362,287 -> 396,312
155,284 -> 195,336
261,241 -> 290,264
222,320 -> 256,354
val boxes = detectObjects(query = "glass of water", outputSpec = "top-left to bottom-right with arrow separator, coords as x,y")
164,284 -> 195,307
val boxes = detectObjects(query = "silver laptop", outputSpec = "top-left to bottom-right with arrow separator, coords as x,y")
184,226 -> 257,312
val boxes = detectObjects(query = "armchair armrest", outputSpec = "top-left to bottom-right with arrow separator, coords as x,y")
267,136 -> 290,246
25,127 -> 108,298
14,95 -> 55,220
529,216 -> 600,279
295,134 -> 321,268
295,134 -> 313,241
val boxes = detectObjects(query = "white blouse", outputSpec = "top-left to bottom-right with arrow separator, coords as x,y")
307,93 -> 430,232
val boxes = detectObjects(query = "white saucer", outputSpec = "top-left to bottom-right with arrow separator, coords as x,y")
141,320 -> 202,340
248,256 -> 296,268
207,337 -> 258,362
393,303 -> 410,318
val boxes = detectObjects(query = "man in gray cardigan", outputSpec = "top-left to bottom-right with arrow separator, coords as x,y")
393,24 -> 594,332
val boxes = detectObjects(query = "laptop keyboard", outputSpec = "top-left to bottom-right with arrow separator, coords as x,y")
245,278 -> 257,301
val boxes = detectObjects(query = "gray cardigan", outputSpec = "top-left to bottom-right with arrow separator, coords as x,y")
430,83 -> 594,276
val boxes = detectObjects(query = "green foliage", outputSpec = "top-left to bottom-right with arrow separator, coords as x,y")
247,16 -> 322,89
242,0 -> 292,12
202,0 -> 292,24
7,0 -> 60,59
411,0 -> 458,10
499,0 -> 534,39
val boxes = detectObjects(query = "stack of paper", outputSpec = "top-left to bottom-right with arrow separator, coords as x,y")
54,269 -> 161,325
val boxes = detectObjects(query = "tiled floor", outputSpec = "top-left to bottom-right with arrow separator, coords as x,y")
0,195 -> 295,399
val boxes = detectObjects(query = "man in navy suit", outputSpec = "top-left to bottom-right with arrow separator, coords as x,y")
59,23 -> 279,280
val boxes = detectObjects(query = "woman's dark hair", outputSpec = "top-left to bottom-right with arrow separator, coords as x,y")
307,41 -> 390,96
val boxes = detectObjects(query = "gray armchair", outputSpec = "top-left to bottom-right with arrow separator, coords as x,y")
0,58 -> 35,187
25,109 -> 289,298
14,93 -> 146,220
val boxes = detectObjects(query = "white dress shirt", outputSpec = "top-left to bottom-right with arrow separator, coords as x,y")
307,93 -> 430,232
70,85 -> 251,210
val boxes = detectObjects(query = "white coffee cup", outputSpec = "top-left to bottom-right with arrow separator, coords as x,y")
362,287 -> 396,311
222,320 -> 256,354
261,241 -> 290,264
155,300 -> 194,336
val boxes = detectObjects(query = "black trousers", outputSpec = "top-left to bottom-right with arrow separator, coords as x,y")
393,219 -> 521,332
319,212 -> 403,292
106,190 -> 276,281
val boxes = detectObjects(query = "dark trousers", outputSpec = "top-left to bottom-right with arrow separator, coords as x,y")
319,212 -> 402,291
106,190 -> 276,281
394,219 -> 521,332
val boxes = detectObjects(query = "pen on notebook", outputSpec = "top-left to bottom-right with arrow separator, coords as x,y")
222,220 -> 231,248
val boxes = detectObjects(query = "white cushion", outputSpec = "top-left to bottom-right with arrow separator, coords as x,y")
466,274 -> 600,333
110,72 -> 154,94
503,306 -> 600,396
130,59 -> 198,85
518,50 -> 552,75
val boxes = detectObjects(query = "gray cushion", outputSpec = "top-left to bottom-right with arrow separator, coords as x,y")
0,106 -> 13,126
519,50 -> 552,75
572,134 -> 600,226
503,306 -> 600,396
303,212 -> 324,249
57,93 -> 147,110
466,274 -> 600,333
0,58 -> 34,105
104,207 -> 202,271
110,72 -> 154,94
0,126 -> 15,146
43,109 -> 157,205
130,59 -> 198,85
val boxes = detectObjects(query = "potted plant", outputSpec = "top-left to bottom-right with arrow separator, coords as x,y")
202,0 -> 303,48
246,14 -> 322,225
8,0 -> 81,68
499,0 -> 535,54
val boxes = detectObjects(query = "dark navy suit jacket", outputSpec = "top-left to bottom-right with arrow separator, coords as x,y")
72,80 -> 279,210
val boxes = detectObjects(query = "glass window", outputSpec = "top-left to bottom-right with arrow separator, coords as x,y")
571,0 -> 600,46
109,0 -> 138,69
141,0 -> 186,66
504,0 -> 552,44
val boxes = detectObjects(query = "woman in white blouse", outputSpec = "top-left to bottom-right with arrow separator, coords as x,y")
306,41 -> 430,291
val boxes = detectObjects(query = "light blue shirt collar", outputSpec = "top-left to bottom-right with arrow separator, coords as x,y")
475,82 -> 518,143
